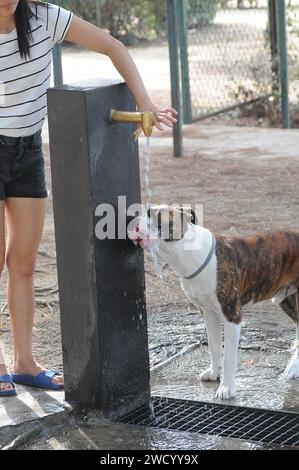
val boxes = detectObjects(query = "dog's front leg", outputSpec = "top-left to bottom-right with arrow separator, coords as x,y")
216,319 -> 241,399
200,310 -> 222,381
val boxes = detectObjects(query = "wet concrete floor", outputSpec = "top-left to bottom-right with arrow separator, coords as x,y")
2,342 -> 297,450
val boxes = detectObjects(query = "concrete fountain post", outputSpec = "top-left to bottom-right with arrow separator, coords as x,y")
47,79 -> 150,418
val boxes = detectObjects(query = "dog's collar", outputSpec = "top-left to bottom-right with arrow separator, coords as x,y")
182,236 -> 216,280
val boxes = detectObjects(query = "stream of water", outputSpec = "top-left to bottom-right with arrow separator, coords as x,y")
144,137 -> 164,283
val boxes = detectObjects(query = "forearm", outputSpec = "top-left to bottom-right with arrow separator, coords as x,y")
64,15 -> 177,129
108,41 -> 152,109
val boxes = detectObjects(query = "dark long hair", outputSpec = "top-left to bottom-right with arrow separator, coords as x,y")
15,0 -> 48,60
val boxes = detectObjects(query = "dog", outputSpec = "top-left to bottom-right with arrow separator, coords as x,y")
128,205 -> 299,399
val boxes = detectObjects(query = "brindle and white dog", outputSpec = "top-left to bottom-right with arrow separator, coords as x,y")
128,205 -> 299,400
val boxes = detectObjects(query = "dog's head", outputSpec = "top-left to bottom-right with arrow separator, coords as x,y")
128,204 -> 198,251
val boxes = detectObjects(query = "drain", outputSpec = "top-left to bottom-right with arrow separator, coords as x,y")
119,396 -> 299,448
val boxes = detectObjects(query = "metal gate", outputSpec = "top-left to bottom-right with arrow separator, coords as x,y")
167,0 -> 290,156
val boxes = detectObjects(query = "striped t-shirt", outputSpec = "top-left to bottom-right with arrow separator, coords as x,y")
0,1 -> 73,137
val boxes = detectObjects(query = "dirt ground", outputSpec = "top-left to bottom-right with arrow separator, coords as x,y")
1,120 -> 299,374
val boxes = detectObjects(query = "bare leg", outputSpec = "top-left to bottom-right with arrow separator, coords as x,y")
4,197 -> 63,385
0,200 -> 14,392
216,319 -> 241,399
200,310 -> 222,381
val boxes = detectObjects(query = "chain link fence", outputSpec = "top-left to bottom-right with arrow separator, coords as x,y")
167,0 -> 299,155
288,0 -> 299,116
185,0 -> 274,120
51,1 -> 298,143
171,0 -> 299,124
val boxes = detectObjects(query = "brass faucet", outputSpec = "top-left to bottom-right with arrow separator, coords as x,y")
109,109 -> 154,138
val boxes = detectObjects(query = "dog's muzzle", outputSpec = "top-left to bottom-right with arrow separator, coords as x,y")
128,223 -> 156,248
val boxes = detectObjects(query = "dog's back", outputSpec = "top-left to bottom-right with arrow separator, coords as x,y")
215,230 -> 299,322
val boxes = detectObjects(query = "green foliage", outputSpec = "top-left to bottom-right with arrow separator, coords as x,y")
55,0 -> 220,44
187,0 -> 219,28
100,0 -> 166,44
55,0 -> 96,23
55,0 -> 166,43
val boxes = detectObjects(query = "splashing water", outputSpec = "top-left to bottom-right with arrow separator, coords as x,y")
145,137 -> 164,283
145,137 -> 152,220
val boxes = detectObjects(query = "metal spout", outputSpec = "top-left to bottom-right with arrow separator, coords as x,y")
109,109 -> 154,137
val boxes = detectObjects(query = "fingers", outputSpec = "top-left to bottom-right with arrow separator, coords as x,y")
157,113 -> 177,124
156,114 -> 176,127
155,108 -> 177,126
160,107 -> 179,116
153,110 -> 177,130
153,118 -> 164,131
132,106 -> 179,137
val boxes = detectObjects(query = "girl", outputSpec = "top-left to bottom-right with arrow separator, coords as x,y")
0,0 -> 177,396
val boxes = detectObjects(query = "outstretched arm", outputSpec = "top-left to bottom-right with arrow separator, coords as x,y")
64,15 -> 178,134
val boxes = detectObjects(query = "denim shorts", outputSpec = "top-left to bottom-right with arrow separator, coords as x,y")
0,129 -> 48,200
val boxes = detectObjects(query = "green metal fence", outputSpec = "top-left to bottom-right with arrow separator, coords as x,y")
167,0 -> 292,156
51,1 -> 294,157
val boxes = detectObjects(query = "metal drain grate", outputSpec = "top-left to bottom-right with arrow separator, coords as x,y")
119,397 -> 299,448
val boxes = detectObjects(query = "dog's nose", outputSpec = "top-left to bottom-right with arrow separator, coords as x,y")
129,224 -> 143,241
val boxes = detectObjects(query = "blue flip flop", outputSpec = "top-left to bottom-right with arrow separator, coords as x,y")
12,370 -> 64,390
0,374 -> 17,397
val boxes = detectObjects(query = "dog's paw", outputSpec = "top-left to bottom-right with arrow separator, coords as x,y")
283,354 -> 299,380
200,368 -> 220,382
215,383 -> 236,400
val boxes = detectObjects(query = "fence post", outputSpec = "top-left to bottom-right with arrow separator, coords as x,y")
95,0 -> 102,27
177,0 -> 192,124
167,0 -> 183,157
268,0 -> 279,97
52,43 -> 63,87
276,0 -> 290,128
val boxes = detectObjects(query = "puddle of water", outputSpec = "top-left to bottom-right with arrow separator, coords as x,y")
151,346 -> 299,413
19,418 -> 270,450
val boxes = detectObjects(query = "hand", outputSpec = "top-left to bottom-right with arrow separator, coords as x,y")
133,102 -> 178,140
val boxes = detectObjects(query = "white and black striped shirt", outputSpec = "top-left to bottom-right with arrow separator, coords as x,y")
0,1 -> 73,137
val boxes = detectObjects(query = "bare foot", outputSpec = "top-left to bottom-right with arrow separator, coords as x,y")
13,361 -> 63,386
0,364 -> 14,392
